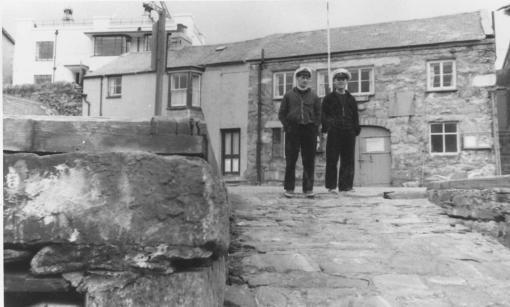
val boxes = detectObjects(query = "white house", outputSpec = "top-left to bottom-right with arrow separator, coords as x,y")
12,8 -> 204,86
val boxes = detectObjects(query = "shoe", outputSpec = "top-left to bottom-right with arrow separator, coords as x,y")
328,189 -> 338,195
284,190 -> 295,198
305,191 -> 315,198
340,188 -> 354,192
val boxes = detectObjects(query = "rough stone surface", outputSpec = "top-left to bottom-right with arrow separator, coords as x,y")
228,185 -> 510,306
3,152 -> 229,257
79,257 -> 226,307
427,176 -> 510,248
245,42 -> 497,186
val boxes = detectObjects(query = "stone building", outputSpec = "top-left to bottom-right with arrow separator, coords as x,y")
83,11 -> 499,186
497,40 -> 510,174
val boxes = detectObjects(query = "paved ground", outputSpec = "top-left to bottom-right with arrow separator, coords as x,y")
225,185 -> 510,307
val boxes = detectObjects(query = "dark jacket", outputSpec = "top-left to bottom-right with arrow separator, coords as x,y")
321,90 -> 360,135
278,87 -> 321,131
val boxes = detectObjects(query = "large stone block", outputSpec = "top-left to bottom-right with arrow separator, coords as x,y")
3,152 -> 230,267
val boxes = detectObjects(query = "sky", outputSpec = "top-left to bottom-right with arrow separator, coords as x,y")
2,0 -> 510,67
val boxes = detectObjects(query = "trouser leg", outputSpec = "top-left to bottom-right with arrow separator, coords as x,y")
284,129 -> 300,191
338,132 -> 356,190
325,130 -> 341,189
300,124 -> 317,192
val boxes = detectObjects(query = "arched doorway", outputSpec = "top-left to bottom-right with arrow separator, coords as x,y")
354,126 -> 391,186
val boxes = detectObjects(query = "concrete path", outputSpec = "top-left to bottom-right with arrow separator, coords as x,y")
225,186 -> 510,307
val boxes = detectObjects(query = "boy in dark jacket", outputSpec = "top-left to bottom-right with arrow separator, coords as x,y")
321,68 -> 360,193
278,67 -> 321,198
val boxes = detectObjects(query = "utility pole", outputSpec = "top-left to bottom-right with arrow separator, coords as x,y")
143,2 -> 170,116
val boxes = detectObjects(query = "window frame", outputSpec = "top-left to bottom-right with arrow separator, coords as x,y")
429,122 -> 459,155
273,71 -> 294,99
167,71 -> 202,109
107,75 -> 122,98
427,60 -> 456,91
93,35 -> 129,56
221,128 -> 241,175
317,67 -> 375,97
35,41 -> 54,61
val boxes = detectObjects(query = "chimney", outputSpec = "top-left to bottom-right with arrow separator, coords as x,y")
168,24 -> 192,50
63,8 -> 74,22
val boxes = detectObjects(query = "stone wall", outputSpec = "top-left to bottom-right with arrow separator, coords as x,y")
3,116 -> 229,306
427,176 -> 510,248
246,41 -> 497,186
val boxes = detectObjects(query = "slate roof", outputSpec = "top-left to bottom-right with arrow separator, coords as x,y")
86,11 -> 491,78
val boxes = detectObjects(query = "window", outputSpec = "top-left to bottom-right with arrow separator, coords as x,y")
272,128 -> 284,158
168,72 -> 202,108
36,41 -> 54,61
34,75 -> 52,84
317,67 -> 374,97
427,60 -> 456,91
94,36 -> 128,56
347,67 -> 374,95
144,34 -> 152,51
221,129 -> 241,175
430,122 -> 458,154
108,76 -> 122,97
317,71 -> 330,97
273,71 -> 294,98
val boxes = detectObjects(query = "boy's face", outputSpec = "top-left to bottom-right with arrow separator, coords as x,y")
297,73 -> 311,88
333,75 -> 348,90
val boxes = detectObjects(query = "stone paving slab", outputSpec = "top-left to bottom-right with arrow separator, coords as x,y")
226,186 -> 510,307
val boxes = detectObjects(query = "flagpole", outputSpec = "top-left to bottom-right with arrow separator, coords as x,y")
326,0 -> 332,93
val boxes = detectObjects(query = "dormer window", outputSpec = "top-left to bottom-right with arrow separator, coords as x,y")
168,71 -> 201,109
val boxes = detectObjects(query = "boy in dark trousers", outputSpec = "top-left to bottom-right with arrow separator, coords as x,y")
321,68 -> 361,193
278,67 -> 321,198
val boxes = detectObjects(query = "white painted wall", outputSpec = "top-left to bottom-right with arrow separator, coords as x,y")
83,73 -> 156,118
201,65 -> 250,179
12,15 -> 203,85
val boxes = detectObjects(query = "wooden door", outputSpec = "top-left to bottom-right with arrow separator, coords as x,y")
354,126 -> 391,186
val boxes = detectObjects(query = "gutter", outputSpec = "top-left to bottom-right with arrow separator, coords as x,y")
256,49 -> 265,184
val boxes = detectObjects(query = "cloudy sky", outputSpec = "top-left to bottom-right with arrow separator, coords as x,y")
2,0 -> 510,66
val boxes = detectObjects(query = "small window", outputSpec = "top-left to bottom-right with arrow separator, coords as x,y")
35,41 -> 54,61
222,129 -> 241,175
168,72 -> 201,108
108,76 -> 122,97
273,71 -> 294,98
430,122 -> 459,154
34,75 -> 52,84
94,36 -> 128,56
272,128 -> 284,158
347,67 -> 374,95
317,71 -> 329,97
427,60 -> 456,91
144,34 -> 152,51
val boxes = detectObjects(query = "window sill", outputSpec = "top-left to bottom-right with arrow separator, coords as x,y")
426,88 -> 457,93
430,152 -> 459,156
35,59 -> 53,61
106,95 -> 121,99
167,106 -> 202,110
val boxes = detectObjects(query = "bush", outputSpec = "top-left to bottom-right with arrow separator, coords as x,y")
3,82 -> 83,116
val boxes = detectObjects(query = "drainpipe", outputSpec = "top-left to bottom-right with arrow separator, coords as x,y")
82,93 -> 91,116
256,49 -> 265,184
491,90 -> 502,175
99,76 -> 104,116
154,10 -> 167,116
52,29 -> 58,82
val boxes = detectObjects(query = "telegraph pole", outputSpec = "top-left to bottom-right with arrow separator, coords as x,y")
144,2 -> 170,116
